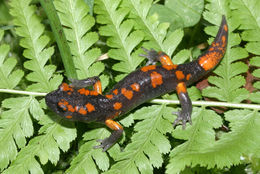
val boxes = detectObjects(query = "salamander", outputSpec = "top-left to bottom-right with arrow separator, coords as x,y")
45,16 -> 228,151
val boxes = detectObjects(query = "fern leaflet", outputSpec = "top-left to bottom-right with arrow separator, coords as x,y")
54,0 -> 104,80
230,0 -> 260,103
9,0 -> 62,92
95,0 -> 144,81
105,105 -> 173,174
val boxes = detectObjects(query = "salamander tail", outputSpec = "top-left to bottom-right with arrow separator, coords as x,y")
198,16 -> 228,72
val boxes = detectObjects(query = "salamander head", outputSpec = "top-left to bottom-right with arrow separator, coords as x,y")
45,83 -> 106,122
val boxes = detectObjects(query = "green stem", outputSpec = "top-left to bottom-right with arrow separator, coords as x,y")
39,0 -> 77,79
1,88 -> 260,110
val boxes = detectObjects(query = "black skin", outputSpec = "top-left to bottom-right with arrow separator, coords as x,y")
45,16 -> 228,151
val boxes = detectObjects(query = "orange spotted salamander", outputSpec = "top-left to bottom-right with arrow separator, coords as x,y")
45,16 -> 228,151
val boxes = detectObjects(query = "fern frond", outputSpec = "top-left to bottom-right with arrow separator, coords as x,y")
3,113 -> 76,174
66,128 -> 110,173
0,97 -> 43,171
202,0 -> 249,103
249,56 -> 260,102
167,108 -> 260,173
105,105 -> 173,174
230,0 -> 260,103
230,0 -> 260,54
0,30 -> 23,89
54,0 -> 104,80
9,0 -> 62,92
166,107 -> 222,173
123,0 -> 184,56
95,0 -> 144,80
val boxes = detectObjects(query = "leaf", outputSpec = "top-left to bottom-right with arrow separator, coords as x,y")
230,0 -> 260,104
150,0 -> 204,30
125,0 -> 184,56
166,109 -> 260,173
0,42 -> 23,89
9,0 -> 62,92
0,97 -> 42,170
3,114 -> 76,174
95,0 -> 144,80
66,128 -> 110,173
106,105 -> 173,174
54,0 -> 104,79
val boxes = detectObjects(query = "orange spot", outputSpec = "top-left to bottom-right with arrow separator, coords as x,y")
121,88 -> 133,100
222,36 -> 226,44
186,74 -> 191,81
199,51 -> 223,71
106,94 -> 113,99
94,81 -> 102,94
60,83 -> 73,92
113,89 -> 118,95
175,71 -> 185,80
130,83 -> 140,92
58,99 -> 69,111
66,115 -> 72,119
90,91 -> 98,96
150,71 -> 163,88
60,83 -> 69,91
113,102 -> 122,110
162,64 -> 177,70
159,54 -> 174,65
209,47 -> 214,51
141,65 -> 156,72
78,107 -> 87,115
176,82 -> 187,94
78,88 -> 89,95
224,24 -> 228,32
86,103 -> 95,112
105,119 -> 123,130
78,88 -> 85,94
68,105 -> 75,112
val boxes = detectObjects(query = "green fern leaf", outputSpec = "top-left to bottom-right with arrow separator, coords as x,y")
166,107 -> 222,173
9,0 -> 62,92
167,108 -> 260,173
105,105 -> 173,174
202,1 -> 249,103
54,0 -> 104,79
3,113 -> 76,174
230,0 -> 260,54
0,97 -> 43,171
249,56 -> 260,103
95,0 -> 144,80
230,0 -> 260,103
66,128 -> 110,173
0,31 -> 23,89
124,0 -> 184,56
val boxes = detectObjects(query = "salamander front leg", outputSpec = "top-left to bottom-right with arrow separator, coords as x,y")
140,47 -> 175,66
173,82 -> 192,129
94,119 -> 123,151
69,76 -> 102,94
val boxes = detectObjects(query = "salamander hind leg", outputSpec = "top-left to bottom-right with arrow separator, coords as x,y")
173,82 -> 192,129
94,119 -> 123,151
